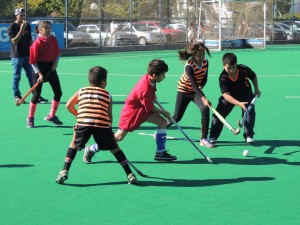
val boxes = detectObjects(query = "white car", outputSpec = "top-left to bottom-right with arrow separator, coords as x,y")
121,23 -> 166,45
168,23 -> 187,32
31,20 -> 94,47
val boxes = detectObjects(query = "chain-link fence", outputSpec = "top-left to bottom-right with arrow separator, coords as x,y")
1,0 -> 300,52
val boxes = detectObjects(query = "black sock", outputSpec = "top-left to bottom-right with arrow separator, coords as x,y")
113,150 -> 132,175
63,148 -> 77,171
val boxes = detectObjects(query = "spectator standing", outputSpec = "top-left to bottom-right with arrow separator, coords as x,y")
8,8 -> 48,104
110,21 -> 118,46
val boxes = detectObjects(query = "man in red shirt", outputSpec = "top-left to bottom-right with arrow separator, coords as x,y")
84,59 -> 177,162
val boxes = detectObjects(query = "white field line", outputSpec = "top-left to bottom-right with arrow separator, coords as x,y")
285,96 -> 300,98
59,52 -> 176,62
0,70 -> 300,77
138,132 -> 198,142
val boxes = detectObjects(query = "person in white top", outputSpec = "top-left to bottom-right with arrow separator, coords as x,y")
187,22 -> 197,43
110,21 -> 118,46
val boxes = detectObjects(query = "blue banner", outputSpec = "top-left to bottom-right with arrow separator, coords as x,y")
0,23 -> 64,51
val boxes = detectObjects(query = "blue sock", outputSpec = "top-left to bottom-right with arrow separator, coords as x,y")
156,129 -> 167,153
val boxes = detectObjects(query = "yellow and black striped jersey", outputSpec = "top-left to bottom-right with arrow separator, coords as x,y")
177,58 -> 208,94
76,86 -> 111,128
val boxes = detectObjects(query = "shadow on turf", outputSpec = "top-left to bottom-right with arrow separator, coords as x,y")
91,157 -> 300,166
62,176 -> 274,187
34,125 -> 73,129
135,176 -> 275,187
139,126 -> 200,131
252,140 -> 300,155
0,164 -> 34,168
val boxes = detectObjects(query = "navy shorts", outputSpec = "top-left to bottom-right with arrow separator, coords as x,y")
72,125 -> 118,151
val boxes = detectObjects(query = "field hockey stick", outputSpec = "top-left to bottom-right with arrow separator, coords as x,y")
16,81 -> 41,106
155,99 -> 213,163
209,106 -> 240,135
16,70 -> 53,106
238,95 -> 258,128
128,160 -> 146,177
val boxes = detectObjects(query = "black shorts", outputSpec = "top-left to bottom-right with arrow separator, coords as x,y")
72,125 -> 118,151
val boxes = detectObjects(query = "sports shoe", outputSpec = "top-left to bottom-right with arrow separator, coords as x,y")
208,137 -> 217,144
83,146 -> 95,164
38,96 -> 48,104
56,170 -> 68,184
15,96 -> 26,104
154,151 -> 177,161
45,115 -> 63,125
245,137 -> 254,143
127,173 -> 137,184
27,117 -> 35,128
200,138 -> 215,148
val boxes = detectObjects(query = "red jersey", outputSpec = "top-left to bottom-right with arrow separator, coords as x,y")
118,74 -> 156,131
30,35 -> 60,64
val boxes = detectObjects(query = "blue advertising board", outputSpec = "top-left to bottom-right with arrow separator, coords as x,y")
204,38 -> 265,50
0,23 -> 64,51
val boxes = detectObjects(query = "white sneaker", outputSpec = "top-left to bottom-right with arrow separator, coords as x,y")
208,138 -> 217,143
200,138 -> 215,148
245,137 -> 254,143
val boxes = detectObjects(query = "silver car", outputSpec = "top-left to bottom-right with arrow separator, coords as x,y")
78,24 -> 139,46
121,23 -> 166,45
77,24 -> 109,46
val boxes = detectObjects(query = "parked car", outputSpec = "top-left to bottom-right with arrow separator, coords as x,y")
121,23 -> 166,45
279,20 -> 300,31
267,22 -> 300,40
78,24 -> 139,46
136,21 -> 186,43
77,24 -> 109,46
168,23 -> 187,32
248,24 -> 287,41
31,20 -> 94,47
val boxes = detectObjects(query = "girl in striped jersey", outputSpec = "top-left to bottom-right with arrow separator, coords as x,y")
169,42 -> 214,148
56,66 -> 137,184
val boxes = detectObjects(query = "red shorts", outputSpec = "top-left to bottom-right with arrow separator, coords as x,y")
118,106 -> 153,132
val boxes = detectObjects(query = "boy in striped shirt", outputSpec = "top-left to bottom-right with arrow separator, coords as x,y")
55,66 -> 137,184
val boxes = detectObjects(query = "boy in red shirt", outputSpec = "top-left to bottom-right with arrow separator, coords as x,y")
84,59 -> 177,162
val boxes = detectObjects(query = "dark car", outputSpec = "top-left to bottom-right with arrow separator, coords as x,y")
248,24 -> 287,41
268,22 -> 300,40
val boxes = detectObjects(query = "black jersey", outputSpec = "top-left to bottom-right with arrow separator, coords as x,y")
8,22 -> 32,58
219,64 -> 256,96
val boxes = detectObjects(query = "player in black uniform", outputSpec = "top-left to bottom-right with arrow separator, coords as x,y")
209,52 -> 261,143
